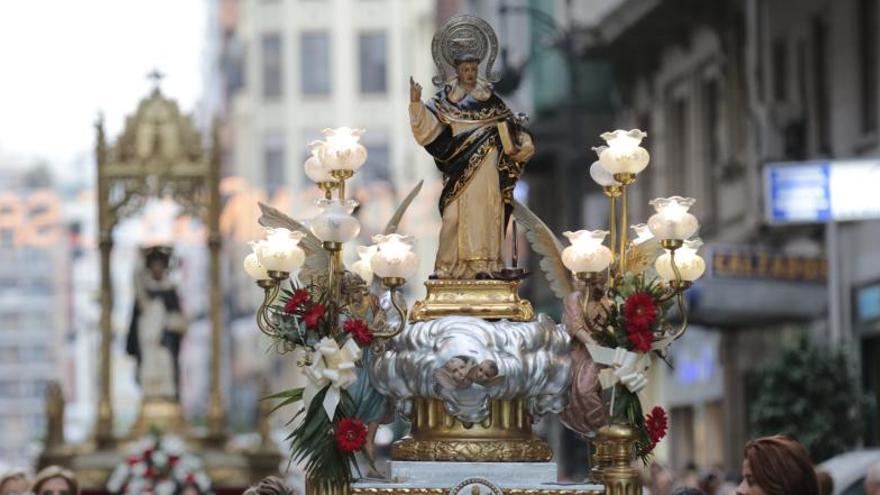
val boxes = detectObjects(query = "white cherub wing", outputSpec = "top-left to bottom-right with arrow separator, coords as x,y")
511,199 -> 574,300
626,238 -> 663,275
258,202 -> 330,284
383,180 -> 424,235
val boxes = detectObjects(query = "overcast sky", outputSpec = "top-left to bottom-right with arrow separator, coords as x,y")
0,0 -> 207,180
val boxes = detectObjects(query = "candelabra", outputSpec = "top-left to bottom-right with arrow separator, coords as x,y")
242,127 -> 419,348
559,130 -> 706,495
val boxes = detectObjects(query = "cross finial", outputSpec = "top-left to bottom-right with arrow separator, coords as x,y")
146,68 -> 165,93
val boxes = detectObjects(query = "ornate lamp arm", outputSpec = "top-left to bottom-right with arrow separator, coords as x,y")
661,246 -> 691,340
371,277 -> 408,340
255,271 -> 290,337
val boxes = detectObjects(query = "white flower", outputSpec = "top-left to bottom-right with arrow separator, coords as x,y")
132,462 -> 148,477
152,451 -> 168,468
303,337 -> 362,420
156,480 -> 176,495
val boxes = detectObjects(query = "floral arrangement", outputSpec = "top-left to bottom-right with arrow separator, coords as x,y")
106,433 -> 212,495
550,130 -> 706,465
263,282 -> 376,484
588,274 -> 674,458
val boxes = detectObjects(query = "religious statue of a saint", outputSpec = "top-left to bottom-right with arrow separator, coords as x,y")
410,16 -> 534,279
125,246 -> 187,400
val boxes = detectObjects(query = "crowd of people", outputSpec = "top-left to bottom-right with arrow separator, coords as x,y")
645,434 -> 880,495
4,436 -> 880,495
0,467 -> 298,495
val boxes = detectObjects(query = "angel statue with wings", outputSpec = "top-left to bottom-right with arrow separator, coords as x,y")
409,16 -> 535,280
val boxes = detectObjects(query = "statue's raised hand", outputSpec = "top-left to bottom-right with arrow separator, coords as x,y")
409,76 -> 422,103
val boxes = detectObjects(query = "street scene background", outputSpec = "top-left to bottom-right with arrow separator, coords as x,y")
2,0 -> 880,493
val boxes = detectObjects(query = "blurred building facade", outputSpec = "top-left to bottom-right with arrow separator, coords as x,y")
589,0 -> 880,472
0,165 -> 72,467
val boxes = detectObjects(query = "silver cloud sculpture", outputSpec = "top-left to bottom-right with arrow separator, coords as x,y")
368,314 -> 572,423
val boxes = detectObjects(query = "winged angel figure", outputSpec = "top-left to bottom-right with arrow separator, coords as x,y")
511,200 -> 661,438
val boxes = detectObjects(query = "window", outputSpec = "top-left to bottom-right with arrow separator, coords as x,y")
703,79 -> 721,165
667,97 -> 688,192
301,32 -> 331,95
812,16 -> 830,153
263,131 -> 286,193
361,140 -> 390,183
261,32 -> 283,100
359,32 -> 387,94
858,0 -> 878,133
772,38 -> 788,102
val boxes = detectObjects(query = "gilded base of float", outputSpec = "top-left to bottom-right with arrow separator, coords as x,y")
352,462 -> 603,495
128,397 -> 188,439
352,487 -> 604,495
392,398 -> 552,462
410,280 -> 535,322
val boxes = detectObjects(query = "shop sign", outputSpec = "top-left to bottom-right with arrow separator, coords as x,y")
709,246 -> 827,283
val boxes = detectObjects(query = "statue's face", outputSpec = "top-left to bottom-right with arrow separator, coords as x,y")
0,478 -> 29,495
455,61 -> 479,86
148,258 -> 168,280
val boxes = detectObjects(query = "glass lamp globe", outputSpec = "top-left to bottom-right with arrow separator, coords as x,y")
350,245 -> 378,284
318,127 -> 368,172
655,238 -> 706,281
370,234 -> 419,280
647,196 -> 700,241
310,199 -> 361,243
631,223 -> 655,246
561,230 -> 613,273
243,251 -> 269,280
589,158 -> 620,187
597,129 -> 650,176
254,228 -> 306,273
304,141 -> 333,183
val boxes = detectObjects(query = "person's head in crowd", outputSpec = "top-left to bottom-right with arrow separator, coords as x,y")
243,476 -> 295,495
865,461 -> 880,495
815,468 -> 833,495
0,470 -> 29,495
672,488 -> 706,495
699,468 -> 720,494
32,466 -> 79,495
650,462 -> 674,495
735,435 -> 818,495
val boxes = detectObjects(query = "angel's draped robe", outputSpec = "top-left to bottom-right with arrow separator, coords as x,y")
410,79 -> 534,279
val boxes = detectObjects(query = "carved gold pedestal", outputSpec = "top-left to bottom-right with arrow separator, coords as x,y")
392,398 -> 552,462
307,478 -> 352,495
410,280 -> 535,322
597,424 -> 641,495
128,397 -> 187,439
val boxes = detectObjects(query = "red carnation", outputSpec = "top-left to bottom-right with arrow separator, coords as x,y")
284,289 -> 311,314
624,292 -> 658,334
627,330 -> 653,353
302,303 -> 325,329
645,406 -> 668,444
344,318 -> 374,346
335,417 -> 367,453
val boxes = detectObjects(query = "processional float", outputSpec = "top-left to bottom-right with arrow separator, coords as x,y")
40,76 -> 279,492
245,15 -> 705,495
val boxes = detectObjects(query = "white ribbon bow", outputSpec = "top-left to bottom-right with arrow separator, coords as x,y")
587,344 -> 651,394
303,337 -> 362,420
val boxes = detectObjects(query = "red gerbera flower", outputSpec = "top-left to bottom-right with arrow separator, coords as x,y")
627,330 -> 653,353
344,318 -> 374,346
335,417 -> 367,453
645,406 -> 669,444
283,289 -> 311,314
624,292 -> 658,333
302,303 -> 325,329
